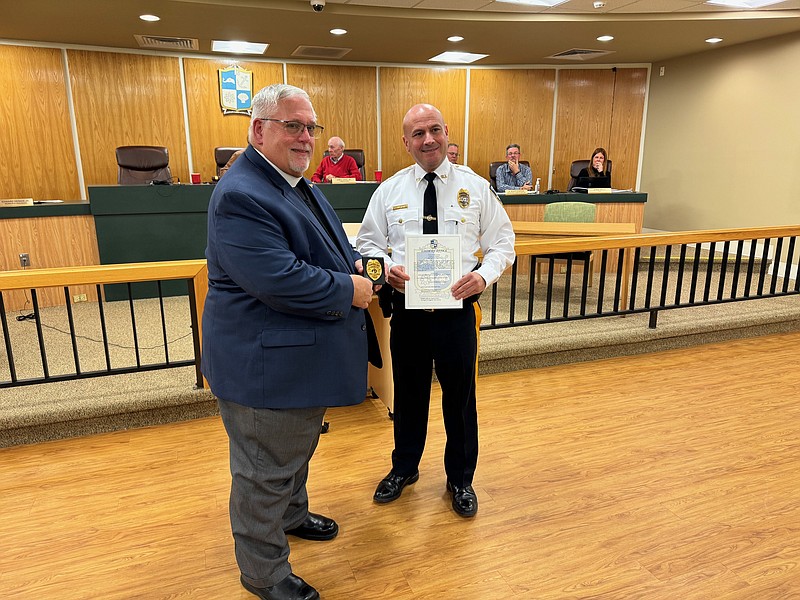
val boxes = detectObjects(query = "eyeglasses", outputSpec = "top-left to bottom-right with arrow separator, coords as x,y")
256,118 -> 325,138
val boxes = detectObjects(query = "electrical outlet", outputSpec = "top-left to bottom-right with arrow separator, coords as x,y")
19,253 -> 30,268
73,293 -> 88,303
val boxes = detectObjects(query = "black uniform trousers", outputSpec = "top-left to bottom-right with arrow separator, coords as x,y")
388,292 -> 481,487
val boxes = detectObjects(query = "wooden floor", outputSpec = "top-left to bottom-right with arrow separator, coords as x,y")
2,332 -> 800,599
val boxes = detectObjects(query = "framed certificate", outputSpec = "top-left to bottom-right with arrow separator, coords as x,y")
405,234 -> 462,310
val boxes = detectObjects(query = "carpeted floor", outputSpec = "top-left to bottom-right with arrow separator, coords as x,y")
0,297 -> 215,447
478,261 -> 800,373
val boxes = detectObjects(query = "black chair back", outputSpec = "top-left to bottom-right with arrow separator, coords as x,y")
568,159 -> 612,191
214,147 -> 245,177
116,146 -> 171,185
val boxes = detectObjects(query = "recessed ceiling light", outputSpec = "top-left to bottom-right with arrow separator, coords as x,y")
705,37 -> 724,44
495,0 -> 568,6
429,51 -> 488,64
330,28 -> 347,35
212,40 -> 269,55
139,14 -> 160,22
597,35 -> 614,42
448,36 -> 464,42
705,0 -> 785,7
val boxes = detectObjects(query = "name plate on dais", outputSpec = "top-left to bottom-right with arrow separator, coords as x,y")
0,198 -> 34,207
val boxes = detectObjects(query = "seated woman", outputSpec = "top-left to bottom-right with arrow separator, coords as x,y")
577,147 -> 611,187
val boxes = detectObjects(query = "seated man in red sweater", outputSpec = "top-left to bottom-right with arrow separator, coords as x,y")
311,136 -> 363,182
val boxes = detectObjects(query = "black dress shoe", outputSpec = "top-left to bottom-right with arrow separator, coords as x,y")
240,573 -> 319,600
285,512 -> 338,541
447,481 -> 478,517
373,470 -> 420,503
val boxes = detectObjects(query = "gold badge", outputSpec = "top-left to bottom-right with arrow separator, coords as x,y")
363,257 -> 386,284
392,204 -> 408,211
457,188 -> 471,209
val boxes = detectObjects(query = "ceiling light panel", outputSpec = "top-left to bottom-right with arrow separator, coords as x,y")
706,0 -> 786,7
212,40 -> 269,55
495,0 -> 567,8
429,51 -> 489,64
415,0 -> 496,8
495,0 -> 568,5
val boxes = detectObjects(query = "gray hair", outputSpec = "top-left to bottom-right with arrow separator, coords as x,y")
248,84 -> 315,143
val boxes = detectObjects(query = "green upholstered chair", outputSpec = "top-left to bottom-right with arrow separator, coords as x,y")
536,201 -> 597,286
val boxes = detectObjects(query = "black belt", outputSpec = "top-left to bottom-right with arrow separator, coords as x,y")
389,289 -> 480,314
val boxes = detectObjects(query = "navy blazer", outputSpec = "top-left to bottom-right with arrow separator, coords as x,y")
202,145 -> 368,409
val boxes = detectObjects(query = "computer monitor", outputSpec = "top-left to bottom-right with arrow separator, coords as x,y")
575,175 -> 610,189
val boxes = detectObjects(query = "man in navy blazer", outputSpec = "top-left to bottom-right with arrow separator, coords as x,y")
202,83 -> 374,600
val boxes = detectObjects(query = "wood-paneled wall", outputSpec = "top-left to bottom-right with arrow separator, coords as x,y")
0,215 -> 99,310
552,68 -> 646,192
68,50 -> 190,190
0,46 -> 81,202
609,68 -> 647,192
0,43 -> 647,208
379,67 -> 467,178
468,69 -> 556,183
184,59 -> 283,180
552,69 -> 615,191
287,64 -> 379,180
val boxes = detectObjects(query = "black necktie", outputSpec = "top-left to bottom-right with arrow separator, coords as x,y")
296,180 -> 339,246
423,172 -> 438,234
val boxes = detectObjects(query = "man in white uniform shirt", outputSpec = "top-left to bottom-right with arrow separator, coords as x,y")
357,104 -> 515,517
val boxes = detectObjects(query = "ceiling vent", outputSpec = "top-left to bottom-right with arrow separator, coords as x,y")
548,48 -> 614,61
134,35 -> 199,51
291,45 -> 351,59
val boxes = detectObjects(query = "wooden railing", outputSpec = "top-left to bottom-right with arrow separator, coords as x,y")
485,225 -> 800,329
3,224 -> 798,388
0,261 -> 207,388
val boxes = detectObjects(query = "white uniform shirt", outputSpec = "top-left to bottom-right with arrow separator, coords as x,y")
357,159 -> 515,287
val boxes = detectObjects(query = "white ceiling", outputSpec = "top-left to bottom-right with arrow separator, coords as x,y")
2,0 -> 800,65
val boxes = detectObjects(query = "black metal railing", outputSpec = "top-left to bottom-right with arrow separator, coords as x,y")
0,261 -> 207,389
482,226 -> 800,331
